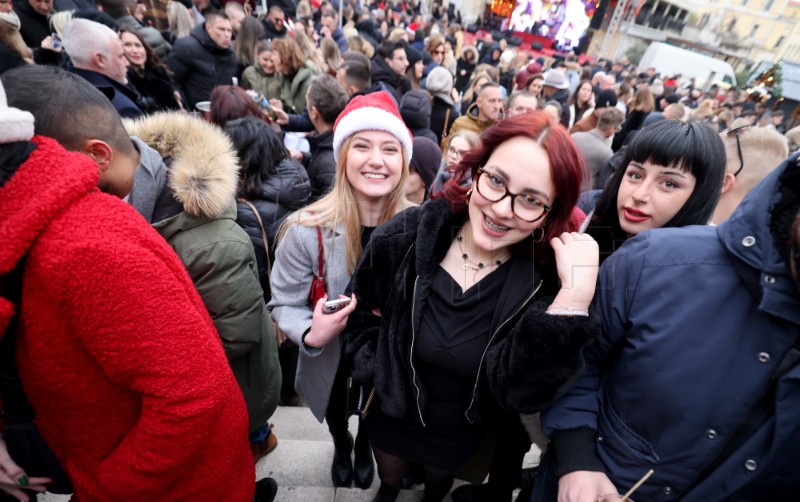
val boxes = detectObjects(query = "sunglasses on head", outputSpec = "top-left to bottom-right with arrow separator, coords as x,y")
723,124 -> 752,177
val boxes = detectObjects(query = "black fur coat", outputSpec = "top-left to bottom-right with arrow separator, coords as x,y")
343,198 -> 600,425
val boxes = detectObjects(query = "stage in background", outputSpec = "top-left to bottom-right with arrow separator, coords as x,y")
492,0 -> 596,52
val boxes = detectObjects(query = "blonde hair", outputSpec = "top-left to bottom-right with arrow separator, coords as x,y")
387,28 -> 407,42
167,0 -> 194,39
294,29 -> 324,73
320,36 -> 340,75
296,0 -> 311,18
0,15 -> 32,62
49,10 -> 72,39
346,35 -> 374,59
720,126 -> 788,188
462,70 -> 493,104
279,136 -> 414,271
630,87 -> 655,113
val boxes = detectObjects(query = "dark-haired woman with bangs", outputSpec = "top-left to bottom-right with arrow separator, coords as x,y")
343,111 -> 602,502
532,120 -> 727,500
580,120 -> 727,264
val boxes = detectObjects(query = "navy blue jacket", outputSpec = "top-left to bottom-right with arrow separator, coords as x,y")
542,155 -> 800,500
68,66 -> 143,119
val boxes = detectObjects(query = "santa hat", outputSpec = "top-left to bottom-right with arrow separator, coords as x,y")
406,22 -> 418,37
0,79 -> 34,144
333,91 -> 413,162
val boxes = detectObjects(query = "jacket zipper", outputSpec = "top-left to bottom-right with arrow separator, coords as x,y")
464,279 -> 544,423
410,275 -> 426,427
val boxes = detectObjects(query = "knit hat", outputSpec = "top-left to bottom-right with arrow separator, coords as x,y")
405,45 -> 422,67
542,71 -> 568,90
425,66 -> 454,105
0,80 -> 34,144
596,89 -> 618,108
410,137 -> 441,189
333,91 -> 413,162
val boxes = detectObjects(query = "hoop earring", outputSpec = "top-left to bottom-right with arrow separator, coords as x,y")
466,187 -> 473,198
533,227 -> 545,243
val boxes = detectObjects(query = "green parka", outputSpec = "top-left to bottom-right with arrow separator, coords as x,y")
125,113 -> 281,433
279,60 -> 317,115
241,64 -> 284,102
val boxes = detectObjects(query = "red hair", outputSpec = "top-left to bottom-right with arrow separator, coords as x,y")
438,111 -> 585,262
209,85 -> 263,127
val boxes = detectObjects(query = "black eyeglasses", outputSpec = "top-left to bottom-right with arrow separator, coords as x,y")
475,168 -> 551,222
724,124 -> 752,177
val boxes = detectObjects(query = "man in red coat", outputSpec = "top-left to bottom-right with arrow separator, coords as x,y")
0,82 -> 255,501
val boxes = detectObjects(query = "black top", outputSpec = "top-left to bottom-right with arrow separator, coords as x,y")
416,262 -> 511,426
361,226 -> 377,252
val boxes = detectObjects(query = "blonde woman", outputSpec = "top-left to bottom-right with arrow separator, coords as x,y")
460,70 -> 492,114
320,36 -> 340,76
294,28 -> 324,73
346,34 -> 374,59
0,11 -> 32,71
269,92 -> 415,491
165,0 -> 193,44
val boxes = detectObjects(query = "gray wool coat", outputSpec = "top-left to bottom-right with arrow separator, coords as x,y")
268,218 -> 352,422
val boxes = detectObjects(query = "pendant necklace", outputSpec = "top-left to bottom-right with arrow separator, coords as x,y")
456,234 -> 510,280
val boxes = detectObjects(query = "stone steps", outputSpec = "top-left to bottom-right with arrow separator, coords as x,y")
37,405 -> 542,502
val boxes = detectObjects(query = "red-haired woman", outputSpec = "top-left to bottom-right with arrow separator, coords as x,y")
343,111 -> 601,502
209,85 -> 265,127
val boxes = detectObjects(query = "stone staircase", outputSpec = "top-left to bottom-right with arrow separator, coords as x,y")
38,406 -> 542,502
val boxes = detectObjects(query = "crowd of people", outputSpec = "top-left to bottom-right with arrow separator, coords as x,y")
1,0 -> 800,501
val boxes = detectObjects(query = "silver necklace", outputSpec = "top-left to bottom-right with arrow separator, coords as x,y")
456,235 -> 510,277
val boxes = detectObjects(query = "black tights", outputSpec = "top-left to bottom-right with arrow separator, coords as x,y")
372,447 -> 454,502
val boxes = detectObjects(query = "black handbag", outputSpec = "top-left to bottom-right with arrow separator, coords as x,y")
0,264 -> 73,495
346,377 -> 375,419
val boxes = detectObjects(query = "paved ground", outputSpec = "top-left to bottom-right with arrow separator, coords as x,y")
37,406 -> 543,501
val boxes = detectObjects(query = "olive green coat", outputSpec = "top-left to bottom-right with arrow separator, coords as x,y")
126,113 -> 281,433
279,60 -> 317,114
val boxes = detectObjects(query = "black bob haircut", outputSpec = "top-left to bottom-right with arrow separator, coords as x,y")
587,120 -> 727,262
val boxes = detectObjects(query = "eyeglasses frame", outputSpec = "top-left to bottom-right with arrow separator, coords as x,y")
474,167 -> 552,223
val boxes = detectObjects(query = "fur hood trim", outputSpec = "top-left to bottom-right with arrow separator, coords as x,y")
124,113 -> 239,219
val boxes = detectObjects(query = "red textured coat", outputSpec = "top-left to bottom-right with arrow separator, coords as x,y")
0,137 -> 255,501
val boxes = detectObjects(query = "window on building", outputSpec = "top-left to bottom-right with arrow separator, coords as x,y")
728,18 -> 737,31
750,24 -> 759,37
741,0 -> 747,5
777,35 -> 785,47
700,13 -> 710,25
765,0 -> 774,9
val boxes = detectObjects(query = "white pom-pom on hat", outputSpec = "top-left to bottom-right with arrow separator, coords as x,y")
332,91 -> 413,163
0,79 -> 34,144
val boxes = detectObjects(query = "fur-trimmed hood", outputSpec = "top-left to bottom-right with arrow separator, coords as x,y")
123,112 -> 239,219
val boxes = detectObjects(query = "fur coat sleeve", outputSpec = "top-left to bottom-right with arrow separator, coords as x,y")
485,296 -> 601,414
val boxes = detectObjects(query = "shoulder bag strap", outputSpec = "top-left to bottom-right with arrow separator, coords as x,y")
239,199 -> 272,277
315,224 -> 324,278
443,107 -> 451,139
308,210 -> 324,278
